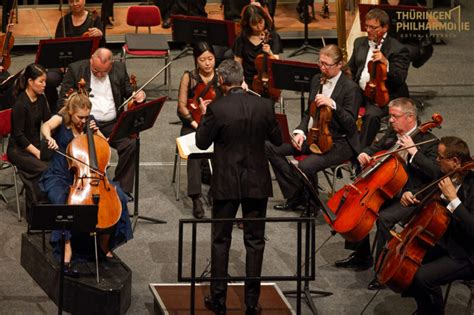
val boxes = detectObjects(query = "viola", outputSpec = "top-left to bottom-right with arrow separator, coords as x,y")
307,74 -> 333,155
66,80 -> 122,229
364,37 -> 390,108
324,113 -> 443,242
186,79 -> 217,124
252,30 -> 281,102
0,0 -> 17,73
376,160 -> 474,292
126,74 -> 138,110
81,9 -> 100,37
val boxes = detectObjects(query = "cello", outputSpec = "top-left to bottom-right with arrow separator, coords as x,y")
307,74 -> 333,154
324,113 -> 443,242
376,160 -> 474,292
252,30 -> 281,102
364,37 -> 390,108
66,80 -> 122,229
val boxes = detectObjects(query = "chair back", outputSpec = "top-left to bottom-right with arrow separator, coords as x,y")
0,108 -> 12,137
126,6 -> 161,28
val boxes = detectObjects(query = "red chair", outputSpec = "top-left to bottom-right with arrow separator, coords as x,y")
0,108 -> 22,221
120,6 -> 171,96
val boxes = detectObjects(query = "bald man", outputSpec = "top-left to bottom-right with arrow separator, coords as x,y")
58,48 -> 145,196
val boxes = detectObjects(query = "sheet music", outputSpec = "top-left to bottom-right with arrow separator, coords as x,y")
176,132 -> 213,159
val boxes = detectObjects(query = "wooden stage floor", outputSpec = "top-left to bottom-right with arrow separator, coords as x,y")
7,2 -> 355,45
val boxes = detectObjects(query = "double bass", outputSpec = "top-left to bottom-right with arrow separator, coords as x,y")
324,113 -> 443,242
252,30 -> 281,102
376,161 -> 474,292
66,80 -> 122,229
307,74 -> 333,155
364,37 -> 390,108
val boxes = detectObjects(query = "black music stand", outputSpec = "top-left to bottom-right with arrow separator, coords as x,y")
284,159 -> 333,315
289,0 -> 320,57
29,204 -> 98,315
268,59 -> 320,119
109,97 -> 167,231
35,37 -> 100,69
170,15 -> 236,60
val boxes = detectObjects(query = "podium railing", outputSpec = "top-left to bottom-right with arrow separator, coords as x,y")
178,216 -> 316,315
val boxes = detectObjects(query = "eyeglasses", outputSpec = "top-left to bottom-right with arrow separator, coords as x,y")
91,66 -> 111,76
388,113 -> 409,120
365,24 -> 382,31
318,61 -> 337,68
436,154 -> 454,161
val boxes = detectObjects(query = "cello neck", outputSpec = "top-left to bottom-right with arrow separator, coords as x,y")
86,116 -> 99,171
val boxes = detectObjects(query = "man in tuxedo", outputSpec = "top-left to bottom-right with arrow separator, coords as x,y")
334,97 -> 441,290
401,136 -> 473,315
196,59 -> 281,315
348,8 -> 410,148
266,44 -> 362,211
58,48 -> 145,197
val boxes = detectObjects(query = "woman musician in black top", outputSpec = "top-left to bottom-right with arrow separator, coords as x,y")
177,42 -> 222,219
45,0 -> 105,113
7,64 -> 51,217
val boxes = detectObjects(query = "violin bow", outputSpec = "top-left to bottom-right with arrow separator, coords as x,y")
369,138 -> 439,161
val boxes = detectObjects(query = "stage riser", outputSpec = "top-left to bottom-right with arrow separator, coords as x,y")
20,233 -> 132,314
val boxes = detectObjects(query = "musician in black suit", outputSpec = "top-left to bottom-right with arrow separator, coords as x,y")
401,136 -> 474,315
266,44 -> 362,211
335,97 -> 441,290
58,48 -> 145,197
196,59 -> 281,315
348,8 -> 410,148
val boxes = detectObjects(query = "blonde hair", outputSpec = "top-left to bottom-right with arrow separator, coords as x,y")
58,92 -> 92,126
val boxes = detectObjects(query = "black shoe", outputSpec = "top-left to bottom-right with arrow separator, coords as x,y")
367,278 -> 385,290
192,198 -> 204,219
246,305 -> 262,315
64,263 -> 79,278
124,192 -> 134,202
334,253 -> 373,270
274,195 -> 305,211
162,18 -> 171,29
204,295 -> 226,315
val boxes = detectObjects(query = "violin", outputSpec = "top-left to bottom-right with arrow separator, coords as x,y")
307,74 -> 333,155
66,80 -> 122,229
252,30 -> 281,102
186,78 -> 217,125
81,10 -> 100,37
364,37 -> 390,108
0,0 -> 17,73
376,160 -> 474,292
126,74 -> 138,110
324,113 -> 443,242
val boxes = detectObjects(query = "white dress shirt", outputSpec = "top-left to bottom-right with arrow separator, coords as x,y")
89,72 -> 116,122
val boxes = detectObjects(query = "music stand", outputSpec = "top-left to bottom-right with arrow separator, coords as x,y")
268,59 -> 320,119
170,15 -> 236,59
289,0 -> 320,57
29,204 -> 98,315
284,159 -> 333,314
35,37 -> 100,69
108,97 -> 167,231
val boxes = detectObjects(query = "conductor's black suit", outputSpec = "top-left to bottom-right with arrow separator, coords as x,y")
196,87 -> 282,309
